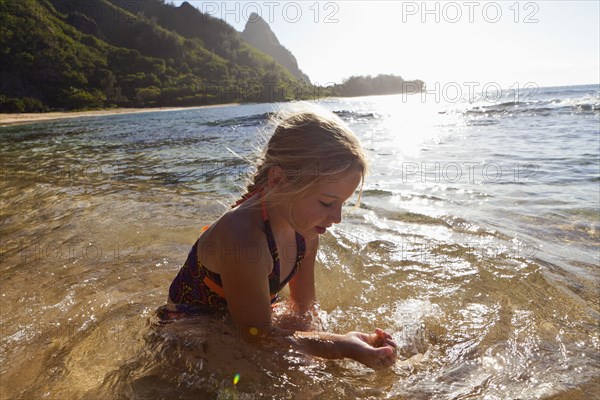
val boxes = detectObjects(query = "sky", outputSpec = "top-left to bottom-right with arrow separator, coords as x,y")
171,1 -> 600,88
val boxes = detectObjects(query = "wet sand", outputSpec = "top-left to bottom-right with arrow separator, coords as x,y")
0,104 -> 240,126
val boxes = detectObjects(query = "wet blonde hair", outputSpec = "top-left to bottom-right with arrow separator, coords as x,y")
238,104 -> 369,205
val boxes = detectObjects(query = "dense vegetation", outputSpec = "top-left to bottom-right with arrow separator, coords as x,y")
0,0 -> 309,112
335,75 -> 425,97
0,0 -> 423,113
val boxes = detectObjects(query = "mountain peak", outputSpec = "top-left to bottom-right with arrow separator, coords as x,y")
179,1 -> 196,12
247,12 -> 261,22
243,12 -> 281,47
242,13 -> 310,83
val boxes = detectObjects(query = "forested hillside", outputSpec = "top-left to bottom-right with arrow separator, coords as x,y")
336,75 -> 425,97
0,0 -> 424,112
0,0 -> 311,112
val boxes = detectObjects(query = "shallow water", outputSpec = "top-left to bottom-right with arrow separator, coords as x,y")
1,85 -> 599,399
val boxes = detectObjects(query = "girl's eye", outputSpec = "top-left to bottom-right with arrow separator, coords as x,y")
320,201 -> 333,207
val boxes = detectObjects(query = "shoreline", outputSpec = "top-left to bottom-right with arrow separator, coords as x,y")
0,103 -> 241,127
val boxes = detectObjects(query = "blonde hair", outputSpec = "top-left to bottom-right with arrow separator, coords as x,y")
238,104 -> 369,206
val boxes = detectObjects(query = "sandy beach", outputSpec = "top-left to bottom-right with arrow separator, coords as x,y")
0,103 -> 240,127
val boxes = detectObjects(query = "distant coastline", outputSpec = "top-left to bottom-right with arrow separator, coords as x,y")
0,104 -> 240,127
0,78 -> 426,126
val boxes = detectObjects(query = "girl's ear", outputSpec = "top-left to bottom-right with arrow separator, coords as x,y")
267,166 -> 285,188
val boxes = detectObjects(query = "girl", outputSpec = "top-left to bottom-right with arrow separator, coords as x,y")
165,106 -> 397,369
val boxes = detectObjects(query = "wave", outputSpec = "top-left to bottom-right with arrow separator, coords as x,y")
360,201 -> 509,239
466,118 -> 499,126
362,190 -> 446,202
464,97 -> 599,118
204,109 -> 382,128
361,188 -> 394,197
206,112 -> 273,127
333,110 -> 380,120
535,84 -> 599,97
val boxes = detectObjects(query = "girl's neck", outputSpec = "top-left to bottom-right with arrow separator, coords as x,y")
261,192 -> 296,237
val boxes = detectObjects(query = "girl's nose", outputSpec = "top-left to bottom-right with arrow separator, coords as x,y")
331,204 -> 342,224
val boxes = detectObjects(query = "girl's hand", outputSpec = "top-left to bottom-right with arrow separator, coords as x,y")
341,328 -> 397,369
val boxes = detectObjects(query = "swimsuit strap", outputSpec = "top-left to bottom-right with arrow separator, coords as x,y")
260,198 -> 306,291
260,196 -> 270,223
231,188 -> 277,271
279,232 -> 306,288
260,199 -> 281,282
232,188 -> 304,291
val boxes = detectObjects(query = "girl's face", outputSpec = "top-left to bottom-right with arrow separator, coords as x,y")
288,169 -> 363,239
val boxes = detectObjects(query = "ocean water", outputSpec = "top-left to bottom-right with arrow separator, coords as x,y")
0,84 -> 598,399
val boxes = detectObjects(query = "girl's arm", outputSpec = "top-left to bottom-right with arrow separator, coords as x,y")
287,236 -> 318,313
272,327 -> 397,369
284,236 -> 397,368
218,232 -> 397,369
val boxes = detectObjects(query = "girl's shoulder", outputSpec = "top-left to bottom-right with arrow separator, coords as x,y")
200,206 -> 272,274
202,204 -> 269,253
217,206 -> 265,240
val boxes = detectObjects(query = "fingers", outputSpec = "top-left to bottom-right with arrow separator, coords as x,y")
372,329 -> 398,368
350,332 -> 398,370
374,328 -> 397,350
369,348 -> 397,369
348,329 -> 399,369
384,337 -> 397,349
379,347 -> 397,368
375,328 -> 393,340
368,340 -> 397,369
373,344 -> 394,356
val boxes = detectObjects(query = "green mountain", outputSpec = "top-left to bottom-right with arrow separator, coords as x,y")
241,12 -> 310,84
0,0 -> 312,112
